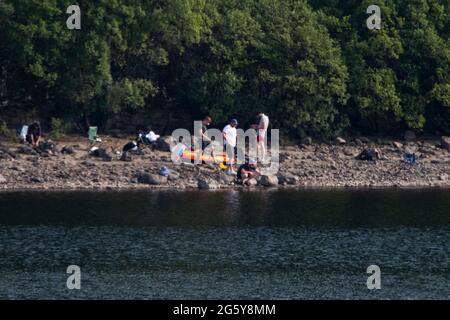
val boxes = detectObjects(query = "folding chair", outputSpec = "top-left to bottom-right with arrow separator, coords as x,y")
88,126 -> 98,145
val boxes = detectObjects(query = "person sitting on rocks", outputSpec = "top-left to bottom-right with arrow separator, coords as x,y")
237,159 -> 259,186
137,127 -> 160,151
26,121 -> 41,148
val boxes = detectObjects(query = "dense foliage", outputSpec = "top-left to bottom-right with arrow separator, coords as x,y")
0,0 -> 449,137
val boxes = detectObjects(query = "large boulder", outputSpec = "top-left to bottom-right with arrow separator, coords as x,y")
197,178 -> 220,190
246,178 -> 258,186
30,177 -> 44,183
17,146 -> 38,155
137,172 -> 168,185
61,146 -> 75,155
100,149 -> 113,162
392,141 -> 403,150
0,146 -> 14,159
441,136 -> 450,151
259,175 -> 279,187
215,173 -> 235,185
120,152 -> 132,162
301,137 -> 312,145
343,147 -> 357,157
277,173 -> 298,185
156,136 -> 176,152
90,148 -> 113,162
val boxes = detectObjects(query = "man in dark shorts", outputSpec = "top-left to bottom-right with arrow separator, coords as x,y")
26,121 -> 41,148
196,116 -> 212,150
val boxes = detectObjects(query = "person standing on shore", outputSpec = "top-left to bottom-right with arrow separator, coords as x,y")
222,118 -> 238,175
255,112 -> 269,162
196,116 -> 212,150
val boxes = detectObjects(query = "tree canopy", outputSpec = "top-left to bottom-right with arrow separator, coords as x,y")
0,0 -> 449,137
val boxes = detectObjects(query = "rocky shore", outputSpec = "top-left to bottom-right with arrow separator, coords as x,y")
1,135 -> 450,191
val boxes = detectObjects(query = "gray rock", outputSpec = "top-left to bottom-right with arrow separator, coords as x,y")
197,178 -> 220,190
137,172 -> 168,185
18,146 -> 37,155
0,174 -> 7,184
61,146 -> 75,154
130,149 -> 145,156
246,178 -> 258,186
343,147 -> 356,156
301,137 -> 312,145
100,150 -> 113,162
168,171 -> 180,181
30,177 -> 44,183
120,152 -> 132,162
404,130 -> 416,141
277,173 -> 298,185
90,148 -> 113,161
336,137 -> 346,145
216,173 -> 235,185
259,175 -> 279,187
393,141 -> 403,149
156,136 -> 176,152
0,146 -> 15,159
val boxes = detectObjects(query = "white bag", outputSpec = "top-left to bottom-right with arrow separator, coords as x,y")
19,125 -> 28,142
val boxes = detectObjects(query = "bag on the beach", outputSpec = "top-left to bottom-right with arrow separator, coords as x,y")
159,166 -> 170,177
404,152 -> 417,165
19,125 -> 28,142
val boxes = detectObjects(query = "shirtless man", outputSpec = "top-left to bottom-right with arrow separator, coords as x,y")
255,112 -> 269,162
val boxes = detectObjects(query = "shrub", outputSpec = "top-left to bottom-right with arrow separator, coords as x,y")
0,120 -> 16,140
50,117 -> 67,139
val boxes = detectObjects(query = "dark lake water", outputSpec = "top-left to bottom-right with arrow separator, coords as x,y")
0,189 -> 449,299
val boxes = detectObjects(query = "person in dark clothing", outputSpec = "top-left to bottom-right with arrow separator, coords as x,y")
137,127 -> 159,151
123,141 -> 138,153
237,159 -> 259,185
196,116 -> 212,150
26,122 -> 41,148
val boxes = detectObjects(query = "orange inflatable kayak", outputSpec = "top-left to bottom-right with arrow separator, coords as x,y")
181,150 -> 230,163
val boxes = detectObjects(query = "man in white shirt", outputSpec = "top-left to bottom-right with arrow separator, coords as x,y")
222,118 -> 238,174
256,112 -> 269,162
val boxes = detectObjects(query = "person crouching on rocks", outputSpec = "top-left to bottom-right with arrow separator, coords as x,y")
26,121 -> 41,148
237,159 -> 259,186
137,127 -> 160,151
